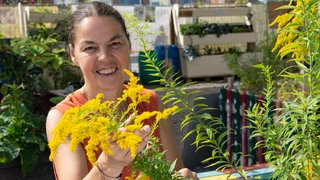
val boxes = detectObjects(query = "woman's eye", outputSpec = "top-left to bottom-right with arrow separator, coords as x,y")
83,46 -> 96,52
109,41 -> 122,49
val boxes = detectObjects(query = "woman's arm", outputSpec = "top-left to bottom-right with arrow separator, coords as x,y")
157,97 -> 199,179
46,109 -> 90,179
159,117 -> 185,170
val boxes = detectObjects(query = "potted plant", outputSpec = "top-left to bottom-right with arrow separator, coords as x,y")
0,83 -> 48,176
222,32 -> 292,94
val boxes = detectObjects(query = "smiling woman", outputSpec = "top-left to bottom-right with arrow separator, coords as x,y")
69,15 -> 131,97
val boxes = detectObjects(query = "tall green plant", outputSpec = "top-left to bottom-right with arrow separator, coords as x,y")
0,84 -> 47,175
223,33 -> 288,94
124,14 -> 248,179
247,0 -> 320,179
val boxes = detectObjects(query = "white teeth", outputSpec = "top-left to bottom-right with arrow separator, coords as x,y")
98,68 -> 116,74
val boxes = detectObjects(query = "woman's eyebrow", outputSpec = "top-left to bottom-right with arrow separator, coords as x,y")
79,34 -> 124,45
80,40 -> 96,45
109,34 -> 123,42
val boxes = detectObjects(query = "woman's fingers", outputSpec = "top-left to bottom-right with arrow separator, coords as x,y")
135,127 -> 150,153
129,125 -> 151,155
106,125 -> 151,164
178,168 -> 199,180
136,125 -> 151,138
124,112 -> 136,126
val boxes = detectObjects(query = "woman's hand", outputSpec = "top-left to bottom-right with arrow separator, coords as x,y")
178,168 -> 199,180
96,125 -> 151,178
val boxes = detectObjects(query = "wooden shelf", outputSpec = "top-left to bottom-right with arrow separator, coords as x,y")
28,12 -> 67,23
181,32 -> 257,46
171,4 -> 257,79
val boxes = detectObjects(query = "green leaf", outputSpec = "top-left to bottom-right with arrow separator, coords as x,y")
169,159 -> 177,173
52,47 -> 65,54
52,58 -> 64,70
44,37 -> 57,44
29,44 -> 48,54
0,84 -> 9,96
275,5 -> 296,11
0,142 -> 20,164
50,96 -> 64,105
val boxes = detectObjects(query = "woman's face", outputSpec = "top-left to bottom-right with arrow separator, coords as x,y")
70,15 -> 131,93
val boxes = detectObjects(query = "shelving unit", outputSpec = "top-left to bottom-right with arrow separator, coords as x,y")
171,4 -> 257,79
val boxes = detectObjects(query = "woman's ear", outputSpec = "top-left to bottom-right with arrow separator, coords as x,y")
69,44 -> 79,66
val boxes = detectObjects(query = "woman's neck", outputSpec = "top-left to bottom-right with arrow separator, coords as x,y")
81,84 -> 124,102
81,85 -> 128,114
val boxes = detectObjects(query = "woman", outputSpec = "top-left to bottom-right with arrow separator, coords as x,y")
46,1 -> 198,179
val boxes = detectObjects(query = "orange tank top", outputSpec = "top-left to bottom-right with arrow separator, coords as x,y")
51,88 -> 163,180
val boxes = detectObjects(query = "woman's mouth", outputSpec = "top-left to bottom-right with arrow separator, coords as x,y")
97,67 -> 117,76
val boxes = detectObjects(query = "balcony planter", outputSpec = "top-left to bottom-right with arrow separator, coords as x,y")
180,32 -> 256,46
180,52 -> 259,79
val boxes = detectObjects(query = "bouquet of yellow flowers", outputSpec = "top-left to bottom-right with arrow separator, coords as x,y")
48,69 -> 179,179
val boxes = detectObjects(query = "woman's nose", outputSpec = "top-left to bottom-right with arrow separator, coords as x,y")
98,47 -> 112,61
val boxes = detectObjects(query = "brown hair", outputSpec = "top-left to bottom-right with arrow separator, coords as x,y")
68,1 -> 130,46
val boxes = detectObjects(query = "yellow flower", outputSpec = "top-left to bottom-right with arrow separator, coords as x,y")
125,124 -> 143,131
116,131 -> 142,158
136,174 -> 151,180
161,106 -> 178,119
124,69 -> 139,87
134,111 -> 159,125
270,0 -> 319,61
124,174 -> 136,180
152,106 -> 179,134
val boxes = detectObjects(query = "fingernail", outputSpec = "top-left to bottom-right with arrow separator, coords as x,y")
143,125 -> 151,132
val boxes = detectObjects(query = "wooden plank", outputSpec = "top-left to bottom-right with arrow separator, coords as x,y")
179,9 -> 193,17
179,6 -> 250,17
29,12 -> 67,23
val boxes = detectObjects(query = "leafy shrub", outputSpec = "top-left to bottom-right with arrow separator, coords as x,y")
223,33 -> 293,94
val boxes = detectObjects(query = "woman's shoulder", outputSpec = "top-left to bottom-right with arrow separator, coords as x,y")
46,89 -> 87,140
138,88 -> 160,111
141,88 -> 160,102
141,88 -> 157,96
51,89 -> 87,114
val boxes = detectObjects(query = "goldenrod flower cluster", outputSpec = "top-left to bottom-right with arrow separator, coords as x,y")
48,69 -> 178,166
270,0 -> 319,60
